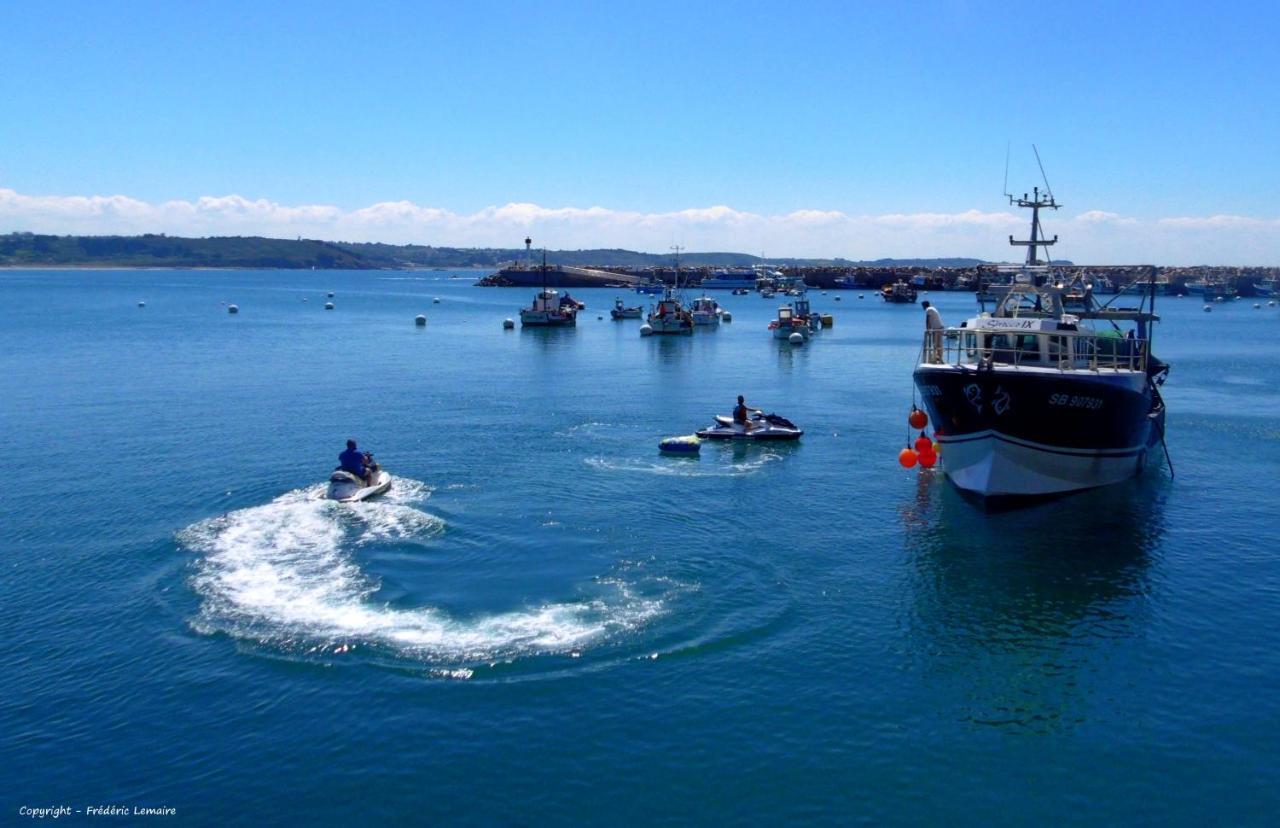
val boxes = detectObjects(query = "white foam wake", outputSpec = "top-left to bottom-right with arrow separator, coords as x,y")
180,480 -> 663,665
583,452 -> 785,478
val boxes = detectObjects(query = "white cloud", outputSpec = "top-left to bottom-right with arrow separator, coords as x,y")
0,187 -> 1277,264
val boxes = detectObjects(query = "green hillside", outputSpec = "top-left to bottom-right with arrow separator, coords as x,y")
0,232 -> 988,270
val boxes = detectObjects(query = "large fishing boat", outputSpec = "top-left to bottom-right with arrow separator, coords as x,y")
912,185 -> 1170,500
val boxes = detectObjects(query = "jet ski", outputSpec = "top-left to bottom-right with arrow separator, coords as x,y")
325,469 -> 392,502
696,412 -> 803,441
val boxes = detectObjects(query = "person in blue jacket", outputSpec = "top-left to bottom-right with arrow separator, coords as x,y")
338,439 -> 375,485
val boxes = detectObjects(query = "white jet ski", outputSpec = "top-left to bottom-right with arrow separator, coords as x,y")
325,469 -> 392,502
696,412 -> 803,441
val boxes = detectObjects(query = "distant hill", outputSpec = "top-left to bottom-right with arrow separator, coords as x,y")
0,232 -> 987,270
0,233 -> 369,269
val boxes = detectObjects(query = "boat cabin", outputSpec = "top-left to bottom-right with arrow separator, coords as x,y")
939,315 -> 1152,373
531,289 -> 567,312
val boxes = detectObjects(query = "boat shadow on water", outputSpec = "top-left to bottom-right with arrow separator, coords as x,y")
895,470 -> 1171,733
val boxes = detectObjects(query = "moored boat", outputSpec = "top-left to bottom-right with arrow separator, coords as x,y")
912,185 -> 1170,501
646,246 -> 694,335
519,246 -> 579,327
690,295 -> 723,326
882,280 -> 918,303
610,297 -> 643,319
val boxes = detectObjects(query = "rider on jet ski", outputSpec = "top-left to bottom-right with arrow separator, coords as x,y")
734,395 -> 761,431
338,439 -> 377,485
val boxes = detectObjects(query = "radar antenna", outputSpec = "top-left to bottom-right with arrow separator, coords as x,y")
1032,144 -> 1055,202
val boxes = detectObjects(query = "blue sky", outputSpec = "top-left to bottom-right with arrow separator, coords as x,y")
1,1 -> 1277,262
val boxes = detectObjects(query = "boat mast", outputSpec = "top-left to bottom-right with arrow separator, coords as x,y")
671,244 -> 684,296
541,246 -> 548,294
1009,186 -> 1060,268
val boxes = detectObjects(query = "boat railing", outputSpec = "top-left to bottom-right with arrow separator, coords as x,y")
921,328 -> 1150,373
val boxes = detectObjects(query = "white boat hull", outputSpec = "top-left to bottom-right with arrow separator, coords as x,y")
648,318 -> 693,334
520,310 -> 576,326
938,431 -> 1147,498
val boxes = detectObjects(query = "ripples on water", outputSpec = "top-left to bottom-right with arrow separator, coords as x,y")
4,272 -> 1279,822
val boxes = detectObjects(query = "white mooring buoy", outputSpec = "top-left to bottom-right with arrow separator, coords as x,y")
228,304 -> 239,314
137,301 -> 146,308
640,324 -> 654,337
503,318 -> 515,329
324,302 -> 334,310
788,332 -> 804,344
415,314 -> 427,326
721,311 -> 733,322
433,297 -> 441,304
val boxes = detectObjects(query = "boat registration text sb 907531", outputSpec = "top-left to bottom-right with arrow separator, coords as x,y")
1048,393 -> 1103,410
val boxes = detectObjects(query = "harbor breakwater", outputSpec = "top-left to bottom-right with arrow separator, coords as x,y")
478,263 -> 1280,295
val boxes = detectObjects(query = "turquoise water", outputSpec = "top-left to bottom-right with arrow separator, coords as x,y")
2,269 -> 1278,824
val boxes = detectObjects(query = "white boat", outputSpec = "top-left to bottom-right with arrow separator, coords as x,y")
690,295 -> 722,326
647,248 -> 695,335
610,298 -> 643,319
696,411 -> 803,441
519,247 -> 580,327
326,470 -> 392,502
520,289 -> 579,327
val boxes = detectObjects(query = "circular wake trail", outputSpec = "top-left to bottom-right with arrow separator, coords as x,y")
180,480 -> 663,664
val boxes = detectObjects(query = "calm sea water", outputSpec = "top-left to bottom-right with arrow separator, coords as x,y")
2,269 -> 1278,824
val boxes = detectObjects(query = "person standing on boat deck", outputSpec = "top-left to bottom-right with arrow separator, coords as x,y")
734,395 -> 759,431
923,301 -> 944,363
339,439 -> 374,485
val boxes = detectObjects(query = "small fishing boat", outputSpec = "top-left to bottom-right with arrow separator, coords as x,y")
690,295 -> 722,326
769,305 -> 809,340
519,248 -> 579,327
881,280 -> 918,303
610,298 -> 643,319
648,288 -> 694,334
647,247 -> 695,335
